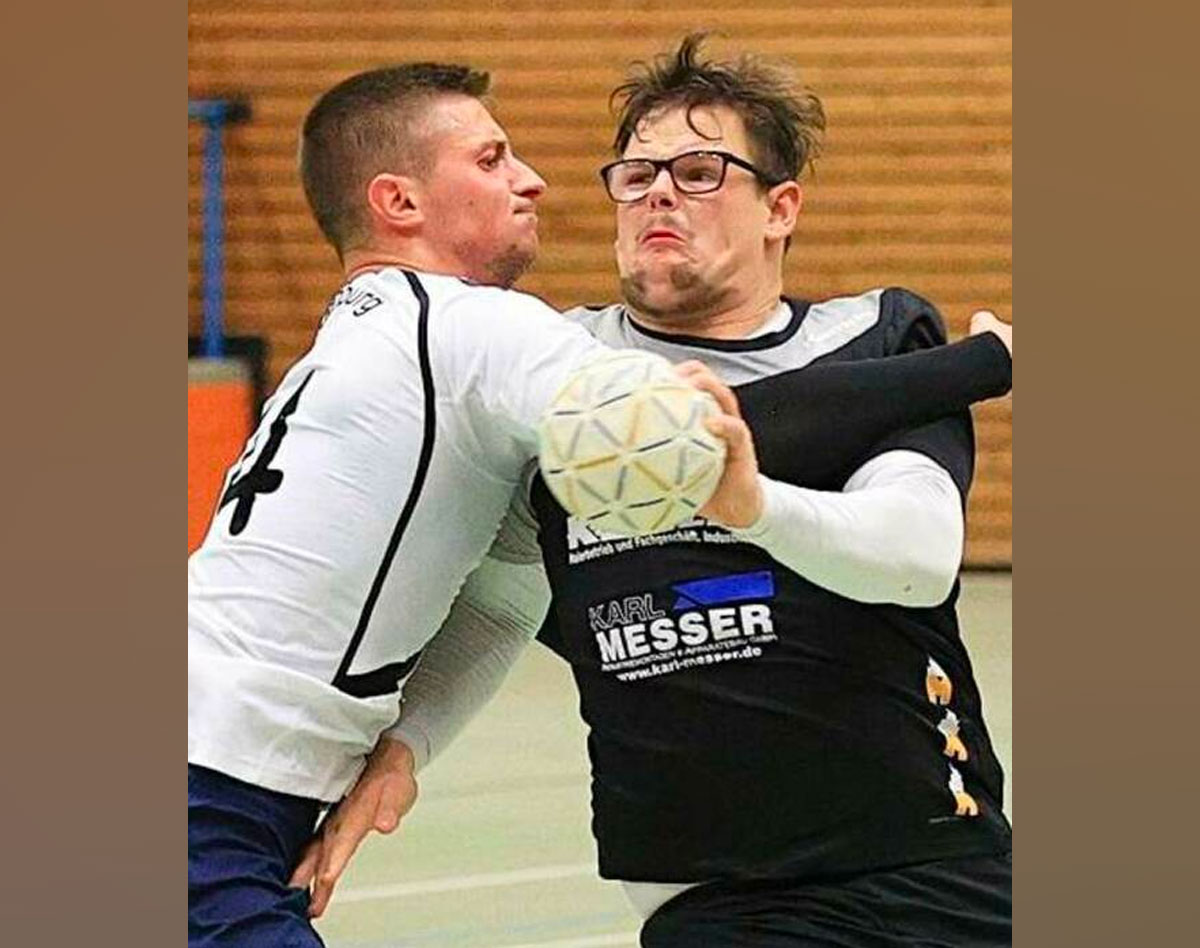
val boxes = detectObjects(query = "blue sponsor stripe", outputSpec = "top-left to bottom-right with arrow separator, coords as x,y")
672,570 -> 775,610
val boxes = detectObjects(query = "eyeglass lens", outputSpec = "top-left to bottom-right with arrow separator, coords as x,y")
609,152 -> 726,198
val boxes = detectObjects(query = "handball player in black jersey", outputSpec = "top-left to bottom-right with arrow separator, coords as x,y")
297,36 -> 1012,947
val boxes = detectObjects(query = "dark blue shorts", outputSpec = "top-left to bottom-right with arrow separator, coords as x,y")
640,851 -> 1012,947
188,764 -> 325,947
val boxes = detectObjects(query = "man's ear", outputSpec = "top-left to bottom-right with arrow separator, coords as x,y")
764,180 -> 802,243
366,173 -> 424,235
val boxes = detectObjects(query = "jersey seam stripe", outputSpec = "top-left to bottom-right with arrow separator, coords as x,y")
332,269 -> 436,693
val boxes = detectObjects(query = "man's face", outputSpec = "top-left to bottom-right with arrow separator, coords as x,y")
417,96 -> 546,287
614,105 -> 778,324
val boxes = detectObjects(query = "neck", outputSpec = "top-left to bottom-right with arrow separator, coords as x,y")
341,245 -> 460,283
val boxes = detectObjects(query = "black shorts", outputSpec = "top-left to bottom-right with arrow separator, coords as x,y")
640,851 -> 1012,947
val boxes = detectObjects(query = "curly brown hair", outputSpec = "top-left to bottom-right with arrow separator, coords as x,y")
611,32 -> 825,185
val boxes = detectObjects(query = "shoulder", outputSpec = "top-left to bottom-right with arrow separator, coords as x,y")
561,302 -> 622,323
801,287 -> 885,334
791,288 -> 885,358
559,303 -> 623,341
878,287 -> 948,352
799,286 -> 948,358
382,270 -> 562,323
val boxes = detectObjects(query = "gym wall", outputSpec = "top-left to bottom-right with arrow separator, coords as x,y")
188,0 -> 1012,564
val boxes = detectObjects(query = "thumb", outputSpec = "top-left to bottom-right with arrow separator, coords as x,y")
375,801 -> 402,834
374,775 -> 417,833
704,414 -> 753,461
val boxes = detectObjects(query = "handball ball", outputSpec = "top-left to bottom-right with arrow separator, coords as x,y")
537,351 -> 727,537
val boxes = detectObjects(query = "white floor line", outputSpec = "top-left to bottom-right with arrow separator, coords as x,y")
336,861 -> 599,903
497,934 -> 637,948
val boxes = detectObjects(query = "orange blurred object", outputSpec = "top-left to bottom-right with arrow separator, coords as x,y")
189,360 -> 253,553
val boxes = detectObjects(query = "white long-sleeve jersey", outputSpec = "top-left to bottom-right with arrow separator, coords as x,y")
187,268 -> 610,801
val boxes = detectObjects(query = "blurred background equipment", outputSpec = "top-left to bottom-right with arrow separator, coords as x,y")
187,95 -> 258,553
188,96 -> 252,358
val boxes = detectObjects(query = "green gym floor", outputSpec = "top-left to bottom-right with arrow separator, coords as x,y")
315,572 -> 1013,948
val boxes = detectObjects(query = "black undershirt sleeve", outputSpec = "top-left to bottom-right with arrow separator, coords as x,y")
736,332 -> 1008,490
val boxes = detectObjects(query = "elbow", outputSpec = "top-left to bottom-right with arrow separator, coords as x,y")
899,556 -> 958,607
848,544 -> 958,607
895,527 -> 962,607
894,493 -> 965,606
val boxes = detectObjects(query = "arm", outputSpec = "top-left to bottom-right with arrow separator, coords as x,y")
687,365 -> 973,607
739,323 -> 1009,489
688,297 -> 990,605
731,450 -> 964,606
385,537 -> 550,771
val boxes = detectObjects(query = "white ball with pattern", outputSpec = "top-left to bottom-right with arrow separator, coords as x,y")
537,351 -> 727,537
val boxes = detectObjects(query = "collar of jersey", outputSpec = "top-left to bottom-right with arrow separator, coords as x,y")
620,297 -> 810,352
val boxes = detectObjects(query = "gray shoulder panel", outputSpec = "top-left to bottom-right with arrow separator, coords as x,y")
793,288 -> 884,361
561,304 -> 626,345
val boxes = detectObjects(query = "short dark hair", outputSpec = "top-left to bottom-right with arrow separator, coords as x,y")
610,33 -> 825,185
300,63 -> 491,257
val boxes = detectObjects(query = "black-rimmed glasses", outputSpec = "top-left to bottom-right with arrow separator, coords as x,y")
599,150 -> 780,203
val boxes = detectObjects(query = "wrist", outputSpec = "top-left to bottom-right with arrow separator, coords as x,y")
375,732 -> 420,774
727,475 -> 772,535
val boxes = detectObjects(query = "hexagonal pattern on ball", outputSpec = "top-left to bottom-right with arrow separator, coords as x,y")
537,351 -> 727,537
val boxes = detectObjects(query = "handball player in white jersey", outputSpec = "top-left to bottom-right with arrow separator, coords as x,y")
186,63 -> 736,947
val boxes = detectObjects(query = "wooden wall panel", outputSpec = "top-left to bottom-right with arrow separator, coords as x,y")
188,0 -> 1012,564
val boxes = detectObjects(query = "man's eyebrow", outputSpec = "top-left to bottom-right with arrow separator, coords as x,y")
476,138 -> 508,156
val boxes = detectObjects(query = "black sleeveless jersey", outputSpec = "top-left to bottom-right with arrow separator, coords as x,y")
532,288 -> 1012,883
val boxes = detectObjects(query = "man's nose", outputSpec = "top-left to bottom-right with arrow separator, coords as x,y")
643,167 -> 679,209
513,157 -> 547,200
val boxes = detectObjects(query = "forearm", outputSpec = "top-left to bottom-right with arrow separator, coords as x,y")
739,333 -> 1009,488
385,555 -> 550,771
731,451 -> 964,606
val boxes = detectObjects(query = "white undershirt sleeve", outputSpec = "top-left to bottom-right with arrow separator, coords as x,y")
383,479 -> 548,772
730,449 -> 965,607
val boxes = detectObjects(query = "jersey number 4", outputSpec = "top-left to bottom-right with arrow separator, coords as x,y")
218,370 -> 315,535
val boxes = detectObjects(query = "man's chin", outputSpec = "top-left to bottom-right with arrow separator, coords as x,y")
620,264 -> 713,319
485,243 -> 538,288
